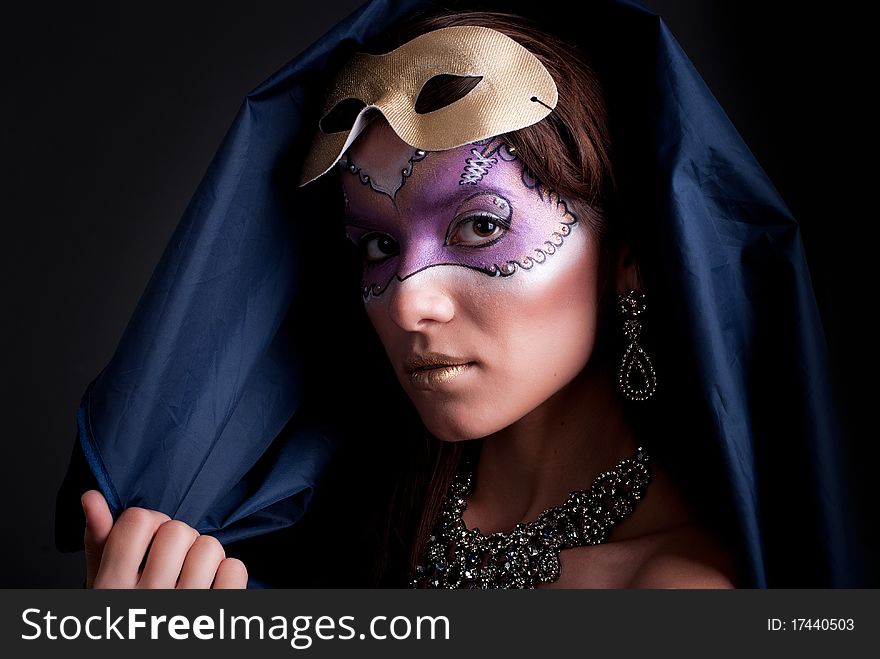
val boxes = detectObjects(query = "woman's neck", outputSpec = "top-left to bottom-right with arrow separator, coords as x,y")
463,362 -> 638,534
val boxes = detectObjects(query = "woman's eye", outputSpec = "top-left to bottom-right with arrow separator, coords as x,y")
359,233 -> 399,263
447,214 -> 509,247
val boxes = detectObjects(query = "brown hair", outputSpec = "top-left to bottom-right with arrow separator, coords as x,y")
361,8 -> 621,585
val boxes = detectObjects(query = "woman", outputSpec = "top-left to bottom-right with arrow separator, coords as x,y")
60,0 -> 862,588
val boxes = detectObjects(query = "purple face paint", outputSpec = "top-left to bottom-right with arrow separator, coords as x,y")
340,121 -> 579,300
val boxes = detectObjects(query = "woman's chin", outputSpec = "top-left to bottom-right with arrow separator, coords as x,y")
419,412 -> 504,443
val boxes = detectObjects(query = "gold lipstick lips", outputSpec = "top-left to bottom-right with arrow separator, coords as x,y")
404,352 -> 474,389
408,362 -> 473,389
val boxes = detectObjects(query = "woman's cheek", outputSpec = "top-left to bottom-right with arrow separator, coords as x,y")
477,230 -> 601,398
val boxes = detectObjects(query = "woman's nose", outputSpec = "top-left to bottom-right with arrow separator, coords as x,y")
386,268 -> 455,331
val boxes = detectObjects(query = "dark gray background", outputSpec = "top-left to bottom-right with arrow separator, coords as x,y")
1,1 -> 871,587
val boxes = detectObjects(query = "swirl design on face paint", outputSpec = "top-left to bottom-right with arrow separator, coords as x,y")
484,188 -> 578,278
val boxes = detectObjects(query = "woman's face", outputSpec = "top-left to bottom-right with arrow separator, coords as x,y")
341,119 -> 605,441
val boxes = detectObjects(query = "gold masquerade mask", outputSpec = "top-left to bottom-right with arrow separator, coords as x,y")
298,25 -> 558,187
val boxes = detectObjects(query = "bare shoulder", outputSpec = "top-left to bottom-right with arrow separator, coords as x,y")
619,457 -> 741,589
543,458 -> 743,589
626,525 -> 740,589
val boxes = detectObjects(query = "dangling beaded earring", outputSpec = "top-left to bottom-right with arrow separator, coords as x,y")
617,290 -> 657,401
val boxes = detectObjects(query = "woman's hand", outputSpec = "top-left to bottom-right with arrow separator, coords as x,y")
81,489 -> 248,589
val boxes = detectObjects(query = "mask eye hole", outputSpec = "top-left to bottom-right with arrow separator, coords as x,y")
415,74 -> 483,114
320,98 -> 368,133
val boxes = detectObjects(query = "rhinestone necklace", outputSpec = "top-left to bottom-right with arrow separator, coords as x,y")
409,445 -> 652,588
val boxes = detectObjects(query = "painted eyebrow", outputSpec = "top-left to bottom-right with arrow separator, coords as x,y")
439,186 -> 512,214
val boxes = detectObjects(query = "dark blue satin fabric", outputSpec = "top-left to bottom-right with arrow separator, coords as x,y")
56,0 -> 865,587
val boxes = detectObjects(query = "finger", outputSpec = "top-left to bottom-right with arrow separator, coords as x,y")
176,535 -> 226,589
81,490 -> 114,589
137,520 -> 200,589
93,507 -> 170,589
212,557 -> 248,589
